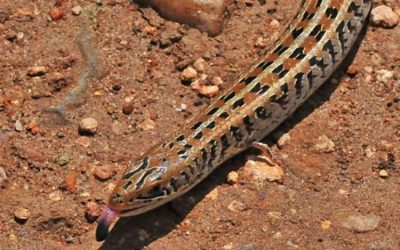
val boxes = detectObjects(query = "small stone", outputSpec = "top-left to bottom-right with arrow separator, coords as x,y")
0,167 -> 7,184
193,58 -> 206,73
49,8 -> 63,21
85,201 -> 102,222
321,220 -> 332,230
243,157 -> 284,185
338,189 -> 348,195
27,66 -> 47,77
122,102 -> 134,115
227,171 -> 239,184
228,200 -> 247,212
365,146 -> 376,158
277,133 -> 291,148
211,76 -> 224,86
182,66 -> 198,82
16,32 -> 24,41
65,235 -> 74,244
379,169 -> 389,178
315,135 -> 335,153
15,120 -> 22,132
347,64 -> 360,76
65,173 -> 77,193
57,154 -> 70,166
14,208 -> 30,223
49,190 -> 63,201
138,117 -> 156,131
71,6 -> 82,16
197,85 -> 219,98
371,5 -> 399,28
94,165 -> 113,181
376,69 -> 394,84
79,117 -> 98,135
76,136 -> 91,147
26,121 -> 39,135
269,18 -> 280,28
342,215 -> 381,233
144,26 -> 156,35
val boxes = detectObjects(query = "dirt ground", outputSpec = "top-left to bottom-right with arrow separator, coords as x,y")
0,0 -> 399,249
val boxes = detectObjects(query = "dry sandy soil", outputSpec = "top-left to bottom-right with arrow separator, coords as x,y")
0,0 -> 399,249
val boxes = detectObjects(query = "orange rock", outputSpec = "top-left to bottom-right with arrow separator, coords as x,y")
49,8 -> 63,21
65,172 -> 77,193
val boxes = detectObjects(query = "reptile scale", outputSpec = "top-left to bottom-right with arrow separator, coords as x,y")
96,0 -> 372,241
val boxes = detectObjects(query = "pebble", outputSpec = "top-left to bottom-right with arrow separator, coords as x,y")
49,8 -> 63,21
57,154 -> 70,166
321,220 -> 332,230
79,117 -> 98,135
138,117 -> 156,131
227,200 -> 247,212
347,64 -> 360,76
122,102 -> 134,115
342,214 -> 380,233
0,167 -> 7,184
269,18 -> 280,28
65,172 -> 77,193
49,190 -> 63,201
243,157 -> 284,185
371,5 -> 399,28
15,120 -> 22,132
26,121 -> 39,135
76,136 -> 91,147
226,171 -> 239,184
277,133 -> 291,148
94,165 -> 113,181
182,66 -> 198,82
71,6 -> 82,16
85,201 -> 102,222
27,66 -> 47,77
314,135 -> 335,153
379,169 -> 389,178
14,208 -> 30,223
376,69 -> 394,84
65,235 -> 74,244
211,76 -> 224,87
197,85 -> 219,98
193,58 -> 206,73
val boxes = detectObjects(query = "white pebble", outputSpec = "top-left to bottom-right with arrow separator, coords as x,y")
79,117 -> 98,135
27,66 -> 47,77
371,5 -> 399,28
71,6 -> 82,16
342,214 -> 380,233
182,66 -> 197,81
314,135 -> 335,153
193,58 -> 207,73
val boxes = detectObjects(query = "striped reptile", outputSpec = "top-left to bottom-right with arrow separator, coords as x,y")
96,0 -> 372,241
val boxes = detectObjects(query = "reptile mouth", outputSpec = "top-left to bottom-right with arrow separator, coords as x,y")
95,206 -> 120,242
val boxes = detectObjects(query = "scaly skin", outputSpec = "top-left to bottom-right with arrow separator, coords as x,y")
96,0 -> 372,241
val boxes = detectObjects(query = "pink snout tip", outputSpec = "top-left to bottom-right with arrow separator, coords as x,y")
96,206 -> 119,242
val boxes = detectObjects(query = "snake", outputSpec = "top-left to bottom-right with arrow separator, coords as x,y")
96,0 -> 372,241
